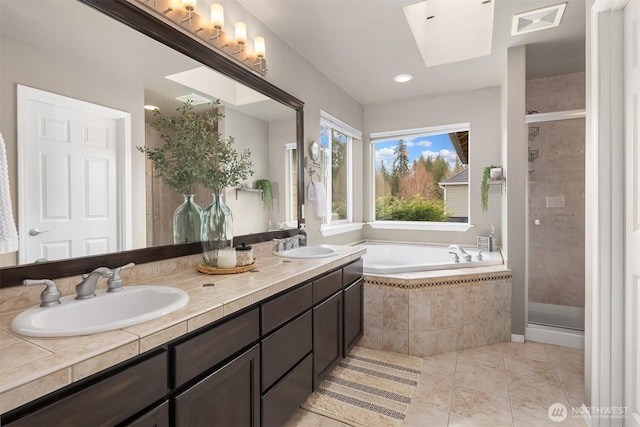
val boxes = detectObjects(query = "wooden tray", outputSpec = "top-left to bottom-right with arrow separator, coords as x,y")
196,259 -> 257,275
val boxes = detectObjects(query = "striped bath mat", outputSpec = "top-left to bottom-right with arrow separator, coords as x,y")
302,346 -> 423,426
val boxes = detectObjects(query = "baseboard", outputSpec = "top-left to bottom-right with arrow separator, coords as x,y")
525,324 -> 585,349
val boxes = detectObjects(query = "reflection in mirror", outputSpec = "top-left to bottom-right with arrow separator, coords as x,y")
0,0 -> 299,268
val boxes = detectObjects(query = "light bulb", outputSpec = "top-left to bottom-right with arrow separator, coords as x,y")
254,37 -> 266,58
235,21 -> 247,45
211,3 -> 224,29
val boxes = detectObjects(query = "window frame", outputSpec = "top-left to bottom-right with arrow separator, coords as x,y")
369,122 -> 472,230
319,111 -> 361,229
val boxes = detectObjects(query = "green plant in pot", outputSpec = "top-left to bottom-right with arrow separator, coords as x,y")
138,100 -> 221,244
255,179 -> 273,209
199,125 -> 254,268
481,165 -> 501,212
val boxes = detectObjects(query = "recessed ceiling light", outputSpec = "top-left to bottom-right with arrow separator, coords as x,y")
144,105 -> 159,111
393,74 -> 414,83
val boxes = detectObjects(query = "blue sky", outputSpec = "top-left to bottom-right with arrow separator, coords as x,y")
374,132 -> 459,170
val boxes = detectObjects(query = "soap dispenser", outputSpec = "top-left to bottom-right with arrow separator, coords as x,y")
298,223 -> 307,246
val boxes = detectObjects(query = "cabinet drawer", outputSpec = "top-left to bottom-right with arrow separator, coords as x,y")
262,282 -> 312,334
313,269 -> 342,304
261,354 -> 313,427
173,308 -> 259,388
261,310 -> 312,392
5,351 -> 167,427
343,258 -> 363,288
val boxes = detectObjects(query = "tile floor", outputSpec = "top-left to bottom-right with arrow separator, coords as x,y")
285,341 -> 586,427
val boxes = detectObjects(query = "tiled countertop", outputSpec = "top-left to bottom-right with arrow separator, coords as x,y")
0,244 -> 365,414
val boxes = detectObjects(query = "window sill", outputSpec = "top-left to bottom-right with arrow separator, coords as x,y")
320,222 -> 365,237
366,221 -> 474,232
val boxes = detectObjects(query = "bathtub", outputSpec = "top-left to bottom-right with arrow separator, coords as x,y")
358,241 -> 503,274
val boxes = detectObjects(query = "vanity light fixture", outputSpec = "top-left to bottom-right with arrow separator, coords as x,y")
181,0 -> 196,26
210,3 -> 224,40
136,0 -> 267,75
393,74 -> 414,83
234,21 -> 247,53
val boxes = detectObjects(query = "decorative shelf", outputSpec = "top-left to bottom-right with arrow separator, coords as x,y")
488,178 -> 506,194
235,188 -> 263,201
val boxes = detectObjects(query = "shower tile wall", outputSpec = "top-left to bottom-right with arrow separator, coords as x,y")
526,72 -> 585,308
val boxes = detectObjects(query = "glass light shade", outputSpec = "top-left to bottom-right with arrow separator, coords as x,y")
182,0 -> 196,12
211,3 -> 224,29
235,21 -> 247,44
254,37 -> 266,58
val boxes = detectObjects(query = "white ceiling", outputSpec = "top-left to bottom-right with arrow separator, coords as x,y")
236,0 -> 586,105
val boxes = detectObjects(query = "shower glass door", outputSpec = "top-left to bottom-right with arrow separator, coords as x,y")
527,116 -> 585,331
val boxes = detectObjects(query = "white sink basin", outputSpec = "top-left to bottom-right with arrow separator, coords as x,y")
11,285 -> 189,338
274,245 -> 339,259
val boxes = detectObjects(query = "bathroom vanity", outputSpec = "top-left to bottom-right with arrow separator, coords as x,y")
0,252 -> 364,427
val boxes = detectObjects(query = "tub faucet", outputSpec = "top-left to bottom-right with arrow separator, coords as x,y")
448,245 -> 472,262
76,267 -> 113,300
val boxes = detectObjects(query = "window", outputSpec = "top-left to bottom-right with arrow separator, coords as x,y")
284,142 -> 298,226
319,111 -> 361,226
371,123 -> 469,223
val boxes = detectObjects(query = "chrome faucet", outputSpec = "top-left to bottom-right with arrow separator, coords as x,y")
284,234 -> 305,250
106,263 -> 135,292
23,279 -> 61,307
75,267 -> 112,300
448,244 -> 472,262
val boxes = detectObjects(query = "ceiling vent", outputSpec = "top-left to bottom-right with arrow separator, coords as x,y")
511,3 -> 567,36
174,93 -> 212,105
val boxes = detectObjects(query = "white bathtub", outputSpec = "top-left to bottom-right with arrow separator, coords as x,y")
358,241 -> 503,274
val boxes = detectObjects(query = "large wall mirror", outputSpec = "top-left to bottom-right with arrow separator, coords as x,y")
0,0 -> 304,287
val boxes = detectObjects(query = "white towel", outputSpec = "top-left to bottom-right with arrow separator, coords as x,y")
0,132 -> 19,254
307,181 -> 328,218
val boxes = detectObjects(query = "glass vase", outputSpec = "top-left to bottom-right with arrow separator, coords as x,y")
201,193 -> 234,267
173,194 -> 202,244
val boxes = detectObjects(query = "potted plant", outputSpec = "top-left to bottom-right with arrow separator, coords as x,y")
255,179 -> 273,209
199,116 -> 254,267
138,100 -> 221,244
481,165 -> 501,212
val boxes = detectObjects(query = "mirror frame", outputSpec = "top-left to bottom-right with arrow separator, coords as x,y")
0,0 -> 305,288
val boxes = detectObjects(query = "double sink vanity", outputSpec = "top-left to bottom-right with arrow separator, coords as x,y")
0,244 -> 365,426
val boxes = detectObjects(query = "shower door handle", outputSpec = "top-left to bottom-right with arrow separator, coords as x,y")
29,228 -> 49,236
534,219 -> 542,226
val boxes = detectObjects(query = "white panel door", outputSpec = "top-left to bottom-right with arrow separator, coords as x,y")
17,86 -> 127,263
625,0 -> 640,425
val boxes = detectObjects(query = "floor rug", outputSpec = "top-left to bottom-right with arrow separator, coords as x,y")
302,346 -> 423,427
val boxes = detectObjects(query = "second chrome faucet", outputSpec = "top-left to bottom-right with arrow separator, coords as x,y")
75,263 -> 135,300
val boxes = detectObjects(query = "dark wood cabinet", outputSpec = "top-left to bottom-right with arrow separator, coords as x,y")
174,344 -> 260,427
261,354 -> 313,427
3,350 -> 167,427
312,290 -> 343,389
2,258 -> 363,427
343,279 -> 364,356
173,308 -> 260,388
123,401 -> 170,427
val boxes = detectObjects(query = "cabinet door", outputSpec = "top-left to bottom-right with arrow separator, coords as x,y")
343,279 -> 364,356
4,350 -> 167,427
124,401 -> 169,427
312,291 -> 343,389
174,344 -> 260,427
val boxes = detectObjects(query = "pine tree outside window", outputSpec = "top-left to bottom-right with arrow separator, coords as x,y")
371,123 -> 469,223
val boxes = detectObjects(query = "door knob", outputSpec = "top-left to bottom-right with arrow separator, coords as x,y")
534,219 -> 541,226
29,228 -> 49,236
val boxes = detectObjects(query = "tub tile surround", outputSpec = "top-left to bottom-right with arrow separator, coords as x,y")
0,242 -> 365,414
360,268 -> 512,357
